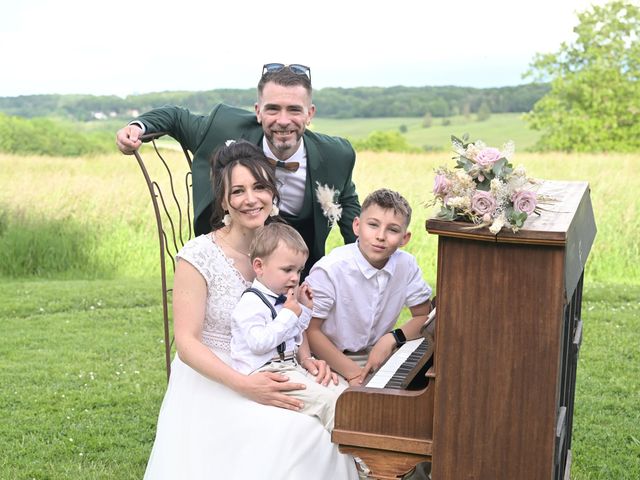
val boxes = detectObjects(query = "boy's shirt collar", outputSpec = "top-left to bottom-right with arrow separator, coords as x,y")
353,240 -> 398,279
251,279 -> 281,301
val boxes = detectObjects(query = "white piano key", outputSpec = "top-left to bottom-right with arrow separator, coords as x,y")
366,338 -> 425,389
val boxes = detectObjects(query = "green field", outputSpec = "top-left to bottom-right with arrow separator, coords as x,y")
0,139 -> 639,478
311,112 -> 542,151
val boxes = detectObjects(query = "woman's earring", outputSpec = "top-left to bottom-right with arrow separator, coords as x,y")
270,203 -> 279,217
223,212 -> 231,226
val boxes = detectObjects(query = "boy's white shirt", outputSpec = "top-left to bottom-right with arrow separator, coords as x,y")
230,279 -> 311,374
306,241 -> 431,352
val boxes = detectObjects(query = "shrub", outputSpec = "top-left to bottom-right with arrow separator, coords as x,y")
351,131 -> 420,153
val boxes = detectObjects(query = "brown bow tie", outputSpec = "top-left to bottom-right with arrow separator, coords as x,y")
267,158 -> 300,172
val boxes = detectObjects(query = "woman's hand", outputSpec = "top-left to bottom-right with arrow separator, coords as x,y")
237,371 -> 307,411
300,356 -> 338,386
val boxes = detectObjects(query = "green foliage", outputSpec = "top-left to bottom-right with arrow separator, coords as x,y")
0,208 -> 158,279
350,130 -> 420,153
425,96 -> 450,117
0,113 -> 113,156
476,101 -> 491,122
0,84 -> 550,121
525,1 -> 640,152
422,112 -> 433,128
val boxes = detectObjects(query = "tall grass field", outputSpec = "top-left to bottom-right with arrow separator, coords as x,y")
0,141 -> 639,479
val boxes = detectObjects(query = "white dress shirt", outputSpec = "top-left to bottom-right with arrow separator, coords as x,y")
262,138 -> 307,215
230,279 -> 311,374
305,242 -> 432,352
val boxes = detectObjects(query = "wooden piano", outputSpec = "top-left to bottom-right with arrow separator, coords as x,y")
332,181 -> 596,479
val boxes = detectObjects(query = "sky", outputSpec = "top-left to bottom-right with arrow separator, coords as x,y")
1,0 -> 609,98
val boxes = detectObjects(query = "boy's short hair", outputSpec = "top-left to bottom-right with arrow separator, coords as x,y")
250,223 -> 309,260
361,188 -> 412,226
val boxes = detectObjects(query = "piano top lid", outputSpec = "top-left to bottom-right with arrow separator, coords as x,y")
426,180 -> 597,247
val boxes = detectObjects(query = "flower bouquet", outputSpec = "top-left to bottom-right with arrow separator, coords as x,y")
429,134 -> 540,234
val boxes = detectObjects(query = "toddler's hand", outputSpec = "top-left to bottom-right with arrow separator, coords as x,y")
283,287 -> 302,316
297,283 -> 313,309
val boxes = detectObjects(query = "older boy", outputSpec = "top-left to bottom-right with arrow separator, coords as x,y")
230,222 -> 345,432
306,189 -> 432,386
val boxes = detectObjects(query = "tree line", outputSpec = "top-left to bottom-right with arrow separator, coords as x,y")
1,1 -> 638,155
0,84 -> 549,121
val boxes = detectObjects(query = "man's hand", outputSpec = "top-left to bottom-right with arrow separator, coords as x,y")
115,124 -> 143,154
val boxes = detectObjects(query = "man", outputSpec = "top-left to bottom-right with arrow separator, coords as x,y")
116,63 -> 360,274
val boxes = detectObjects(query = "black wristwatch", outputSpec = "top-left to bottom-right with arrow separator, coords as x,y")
390,328 -> 406,348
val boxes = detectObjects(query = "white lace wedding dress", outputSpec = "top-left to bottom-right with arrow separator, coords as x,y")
144,234 -> 358,480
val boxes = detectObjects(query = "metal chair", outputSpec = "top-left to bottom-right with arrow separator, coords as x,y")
133,133 -> 194,381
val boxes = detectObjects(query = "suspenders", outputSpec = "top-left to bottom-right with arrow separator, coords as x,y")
242,288 -> 287,360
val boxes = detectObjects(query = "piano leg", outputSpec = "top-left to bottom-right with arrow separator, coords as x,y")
339,446 -> 431,479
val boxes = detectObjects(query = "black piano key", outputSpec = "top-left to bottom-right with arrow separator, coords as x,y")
384,339 -> 428,389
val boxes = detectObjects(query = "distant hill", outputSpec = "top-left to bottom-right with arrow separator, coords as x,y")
0,84 -> 549,121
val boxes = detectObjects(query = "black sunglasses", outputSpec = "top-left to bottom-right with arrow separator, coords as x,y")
262,63 -> 311,82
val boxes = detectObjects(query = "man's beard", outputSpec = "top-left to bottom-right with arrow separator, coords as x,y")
266,130 -> 301,157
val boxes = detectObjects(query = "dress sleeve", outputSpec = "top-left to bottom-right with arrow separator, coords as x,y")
175,236 -> 216,288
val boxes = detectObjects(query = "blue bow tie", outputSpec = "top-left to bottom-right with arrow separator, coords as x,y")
274,294 -> 287,306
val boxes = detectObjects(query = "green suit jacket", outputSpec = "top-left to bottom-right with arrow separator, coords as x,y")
137,104 -> 360,269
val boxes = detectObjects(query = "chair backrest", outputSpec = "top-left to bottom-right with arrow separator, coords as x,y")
133,132 -> 194,381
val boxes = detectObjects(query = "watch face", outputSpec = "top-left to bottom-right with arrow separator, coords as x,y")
393,329 -> 406,346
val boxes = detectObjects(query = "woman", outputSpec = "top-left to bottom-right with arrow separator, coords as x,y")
144,140 -> 357,479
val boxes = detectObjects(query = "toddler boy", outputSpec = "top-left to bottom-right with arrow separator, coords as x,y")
230,222 -> 345,431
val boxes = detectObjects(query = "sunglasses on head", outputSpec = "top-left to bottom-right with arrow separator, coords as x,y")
262,63 -> 311,82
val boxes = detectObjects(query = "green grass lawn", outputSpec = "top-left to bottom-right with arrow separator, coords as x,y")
0,278 -> 638,479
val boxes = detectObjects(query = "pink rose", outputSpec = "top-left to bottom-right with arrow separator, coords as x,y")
511,190 -> 538,215
512,190 -> 537,214
433,174 -> 451,196
475,147 -> 502,168
471,191 -> 496,216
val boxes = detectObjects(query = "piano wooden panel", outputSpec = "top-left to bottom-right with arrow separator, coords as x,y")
427,180 -> 595,480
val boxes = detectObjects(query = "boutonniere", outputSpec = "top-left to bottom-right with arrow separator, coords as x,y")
315,182 -> 342,227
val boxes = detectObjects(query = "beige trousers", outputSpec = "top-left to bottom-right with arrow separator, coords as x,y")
256,361 -> 348,432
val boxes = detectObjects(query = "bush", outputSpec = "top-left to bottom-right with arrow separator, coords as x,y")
0,113 -> 113,156
422,112 -> 433,128
351,131 -> 420,153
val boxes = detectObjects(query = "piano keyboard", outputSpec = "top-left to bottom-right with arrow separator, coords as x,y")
366,338 -> 428,389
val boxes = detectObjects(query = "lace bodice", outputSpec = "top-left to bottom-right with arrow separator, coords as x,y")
175,233 -> 251,352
